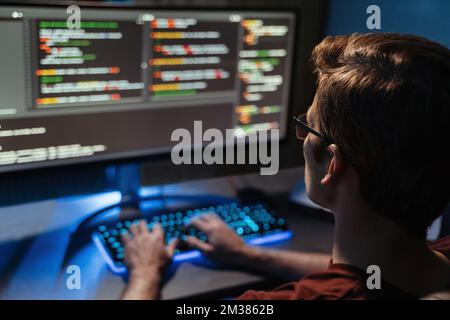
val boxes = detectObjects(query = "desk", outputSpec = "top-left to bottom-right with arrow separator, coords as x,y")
0,167 -> 334,299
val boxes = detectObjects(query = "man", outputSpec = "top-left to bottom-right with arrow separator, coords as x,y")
120,33 -> 450,300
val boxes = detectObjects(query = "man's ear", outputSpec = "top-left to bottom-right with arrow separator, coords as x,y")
320,144 -> 343,186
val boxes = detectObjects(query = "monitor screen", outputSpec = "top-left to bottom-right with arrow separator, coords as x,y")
0,5 -> 296,173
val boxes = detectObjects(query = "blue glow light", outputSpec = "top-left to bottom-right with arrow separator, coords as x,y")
247,230 -> 293,245
173,250 -> 202,262
138,186 -> 163,198
93,233 -> 127,274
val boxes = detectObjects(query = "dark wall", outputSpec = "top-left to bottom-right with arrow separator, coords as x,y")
325,0 -> 449,47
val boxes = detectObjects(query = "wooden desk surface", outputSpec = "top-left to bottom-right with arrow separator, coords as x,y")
0,167 -> 334,299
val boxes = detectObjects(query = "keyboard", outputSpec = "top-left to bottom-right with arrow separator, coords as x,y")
93,202 -> 292,274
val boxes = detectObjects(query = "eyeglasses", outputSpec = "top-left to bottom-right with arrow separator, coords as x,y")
293,114 -> 334,144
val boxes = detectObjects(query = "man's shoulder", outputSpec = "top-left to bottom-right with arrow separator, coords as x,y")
429,235 -> 450,260
237,262 -> 419,300
292,265 -> 369,300
236,266 -> 368,300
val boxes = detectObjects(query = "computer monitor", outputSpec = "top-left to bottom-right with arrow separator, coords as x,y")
0,1 -> 325,204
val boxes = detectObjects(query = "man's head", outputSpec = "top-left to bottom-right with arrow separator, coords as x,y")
303,33 -> 450,238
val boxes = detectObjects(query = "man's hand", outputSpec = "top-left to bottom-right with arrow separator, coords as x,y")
120,220 -> 177,300
185,214 -> 248,265
123,220 -> 177,276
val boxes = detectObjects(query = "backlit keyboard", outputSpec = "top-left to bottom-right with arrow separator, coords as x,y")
93,202 -> 292,274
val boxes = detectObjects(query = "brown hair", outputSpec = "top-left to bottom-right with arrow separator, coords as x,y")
311,33 -> 450,237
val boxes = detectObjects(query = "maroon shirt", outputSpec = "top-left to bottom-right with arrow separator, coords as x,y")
237,236 -> 450,300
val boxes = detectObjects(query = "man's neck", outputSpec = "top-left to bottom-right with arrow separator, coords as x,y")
333,197 -> 413,265
331,194 -> 449,295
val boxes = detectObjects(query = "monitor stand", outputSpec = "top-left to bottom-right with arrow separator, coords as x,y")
115,163 -> 144,221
